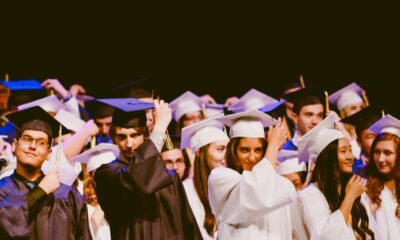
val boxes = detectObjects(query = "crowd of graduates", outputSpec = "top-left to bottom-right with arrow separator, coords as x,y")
0,75 -> 399,239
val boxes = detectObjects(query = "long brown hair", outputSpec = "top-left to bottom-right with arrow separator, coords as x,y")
366,132 -> 400,218
226,137 -> 267,174
193,144 -> 216,237
311,140 -> 374,239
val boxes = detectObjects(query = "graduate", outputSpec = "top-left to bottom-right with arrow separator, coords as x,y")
297,114 -> 374,240
208,110 -> 304,239
341,105 -> 383,175
227,88 -> 278,113
0,106 -> 91,239
93,98 -> 202,239
361,114 -> 400,239
180,115 -> 230,239
282,87 -> 326,151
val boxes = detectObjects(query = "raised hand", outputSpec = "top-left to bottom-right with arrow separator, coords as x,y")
152,99 -> 172,133
38,170 -> 60,194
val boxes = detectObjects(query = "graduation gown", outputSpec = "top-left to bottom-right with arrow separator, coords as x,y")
183,178 -> 216,240
0,172 -> 91,240
94,139 -> 202,240
361,188 -> 400,240
208,159 -> 299,240
298,183 -> 361,240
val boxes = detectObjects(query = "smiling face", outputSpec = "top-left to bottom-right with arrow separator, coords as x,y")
337,137 -> 354,173
373,139 -> 397,176
294,104 -> 324,136
12,129 -> 52,170
236,138 -> 264,171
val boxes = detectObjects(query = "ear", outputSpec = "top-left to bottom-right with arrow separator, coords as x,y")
12,139 -> 17,153
292,112 -> 299,125
46,147 -> 52,161
195,149 -> 200,158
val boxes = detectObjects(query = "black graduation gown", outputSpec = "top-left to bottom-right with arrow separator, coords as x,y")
94,139 -> 202,240
0,172 -> 92,240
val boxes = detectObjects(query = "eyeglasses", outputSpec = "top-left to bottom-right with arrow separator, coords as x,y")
19,135 -> 49,148
164,158 -> 185,168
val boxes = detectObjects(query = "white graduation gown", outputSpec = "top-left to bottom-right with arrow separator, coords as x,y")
298,183 -> 357,240
208,159 -> 296,240
87,204 -> 111,240
361,188 -> 400,240
183,178 -> 217,240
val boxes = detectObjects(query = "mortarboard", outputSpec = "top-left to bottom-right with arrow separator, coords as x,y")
329,82 -> 365,110
228,89 -> 278,113
6,106 -> 69,139
341,105 -> 382,133
97,98 -> 154,128
204,103 -> 225,118
298,113 -> 345,163
70,143 -> 120,172
54,109 -> 86,133
0,80 -> 44,91
277,150 -> 306,175
17,95 -> 65,114
84,100 -> 114,119
217,110 -> 274,138
169,91 -> 202,121
181,114 -> 229,150
282,86 -> 325,114
259,99 -> 286,119
368,114 -> 400,138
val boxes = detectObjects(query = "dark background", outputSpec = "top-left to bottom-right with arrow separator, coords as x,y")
1,3 -> 399,116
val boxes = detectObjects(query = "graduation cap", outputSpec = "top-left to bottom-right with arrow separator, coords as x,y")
329,82 -> 365,110
282,86 -> 325,114
17,95 -> 65,114
97,98 -> 154,128
181,114 -> 229,150
54,109 -> 86,133
217,110 -> 274,138
277,150 -> 306,175
169,91 -> 202,121
0,79 -> 44,91
228,89 -> 278,113
84,100 -> 114,119
70,143 -> 119,172
298,113 -> 345,163
341,105 -> 382,134
6,106 -> 69,139
259,99 -> 286,118
204,103 -> 225,118
162,134 -> 182,152
368,114 -> 400,138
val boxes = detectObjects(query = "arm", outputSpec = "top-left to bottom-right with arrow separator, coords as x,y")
298,185 -> 354,240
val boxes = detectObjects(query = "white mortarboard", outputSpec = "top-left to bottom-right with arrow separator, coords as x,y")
55,109 -> 86,133
328,82 -> 365,110
17,95 -> 65,114
204,103 -> 225,118
298,113 -> 345,163
228,89 -> 278,113
70,143 -> 120,172
181,114 -> 229,150
217,110 -> 274,138
368,114 -> 400,138
169,91 -> 202,121
277,150 -> 306,175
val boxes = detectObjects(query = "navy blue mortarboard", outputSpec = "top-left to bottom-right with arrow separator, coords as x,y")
97,98 -> 154,128
0,80 -> 43,91
6,106 -> 69,139
259,99 -> 286,119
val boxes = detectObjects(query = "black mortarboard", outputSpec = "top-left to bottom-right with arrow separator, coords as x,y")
282,86 -> 325,114
341,105 -> 383,134
6,106 -> 69,139
85,100 -> 114,119
97,98 -> 154,128
1,80 -> 47,109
